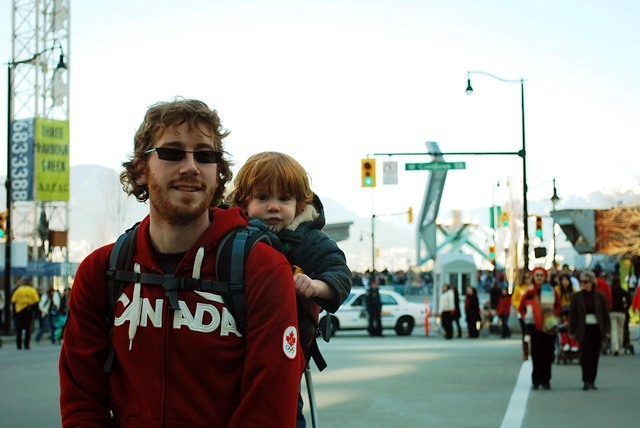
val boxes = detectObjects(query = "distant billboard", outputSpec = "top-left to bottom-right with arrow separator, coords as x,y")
9,119 -> 35,201
34,118 -> 70,201
8,118 -> 70,202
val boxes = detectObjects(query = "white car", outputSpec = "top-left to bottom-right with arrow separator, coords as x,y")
319,287 -> 427,336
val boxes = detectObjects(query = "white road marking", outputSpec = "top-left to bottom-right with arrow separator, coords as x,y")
500,360 -> 532,428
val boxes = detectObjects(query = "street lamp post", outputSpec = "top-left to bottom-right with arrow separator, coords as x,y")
465,71 -> 530,271
550,178 -> 560,268
3,47 -> 67,335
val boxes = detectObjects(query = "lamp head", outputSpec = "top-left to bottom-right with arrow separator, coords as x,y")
55,53 -> 67,70
551,178 -> 560,205
465,78 -> 474,95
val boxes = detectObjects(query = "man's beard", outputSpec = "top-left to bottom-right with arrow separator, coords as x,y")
148,173 -> 216,225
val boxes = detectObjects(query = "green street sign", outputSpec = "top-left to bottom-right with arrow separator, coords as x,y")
404,162 -> 466,171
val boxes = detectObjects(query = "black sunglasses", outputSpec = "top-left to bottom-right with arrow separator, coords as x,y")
145,147 -> 221,164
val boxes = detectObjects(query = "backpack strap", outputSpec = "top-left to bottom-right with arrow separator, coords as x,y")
103,223 -> 139,373
216,222 -> 272,335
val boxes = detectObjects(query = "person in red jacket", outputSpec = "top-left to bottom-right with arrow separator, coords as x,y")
518,267 -> 562,390
632,287 -> 640,343
496,288 -> 512,339
593,265 -> 612,309
59,99 -> 304,427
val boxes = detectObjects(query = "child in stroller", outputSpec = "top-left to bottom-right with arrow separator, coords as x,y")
557,310 -> 579,364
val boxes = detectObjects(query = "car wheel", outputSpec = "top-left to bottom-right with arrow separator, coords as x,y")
395,316 -> 414,336
319,316 -> 338,337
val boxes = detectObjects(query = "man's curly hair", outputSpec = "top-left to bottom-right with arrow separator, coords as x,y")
120,98 -> 232,206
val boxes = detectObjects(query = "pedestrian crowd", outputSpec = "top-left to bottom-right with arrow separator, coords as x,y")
508,262 -> 637,391
423,261 -> 638,392
4,280 -> 69,350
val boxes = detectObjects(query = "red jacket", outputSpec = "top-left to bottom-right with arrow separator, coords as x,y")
632,287 -> 640,311
59,208 -> 305,427
496,295 -> 512,316
596,277 -> 612,309
518,284 -> 562,332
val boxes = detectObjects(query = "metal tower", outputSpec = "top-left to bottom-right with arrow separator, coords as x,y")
9,0 -> 70,277
416,141 -> 447,266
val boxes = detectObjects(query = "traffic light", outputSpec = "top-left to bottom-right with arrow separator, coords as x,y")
408,207 -> 414,223
360,158 -> 376,188
0,210 -> 7,238
500,211 -> 509,227
535,215 -> 543,238
488,244 -> 496,264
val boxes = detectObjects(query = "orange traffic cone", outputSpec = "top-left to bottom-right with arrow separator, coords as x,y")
424,298 -> 431,336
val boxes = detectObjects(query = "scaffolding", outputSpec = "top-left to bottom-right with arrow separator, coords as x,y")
8,0 -> 70,284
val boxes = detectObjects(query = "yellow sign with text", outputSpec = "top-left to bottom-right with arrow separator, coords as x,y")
34,118 -> 70,201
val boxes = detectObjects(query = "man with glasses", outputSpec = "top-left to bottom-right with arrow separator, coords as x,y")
59,98 -> 304,426
518,267 -> 562,390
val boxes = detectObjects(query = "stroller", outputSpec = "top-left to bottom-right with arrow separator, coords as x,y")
481,301 -> 500,337
556,312 -> 580,364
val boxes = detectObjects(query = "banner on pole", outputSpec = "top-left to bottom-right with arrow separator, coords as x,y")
34,118 -> 70,201
9,119 -> 35,202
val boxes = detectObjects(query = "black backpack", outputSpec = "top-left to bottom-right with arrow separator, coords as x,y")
103,219 -> 327,373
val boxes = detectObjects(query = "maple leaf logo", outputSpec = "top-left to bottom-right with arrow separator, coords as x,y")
286,330 -> 297,347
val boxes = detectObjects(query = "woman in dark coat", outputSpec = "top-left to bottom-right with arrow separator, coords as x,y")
452,285 -> 462,338
464,286 -> 481,338
569,270 -> 611,390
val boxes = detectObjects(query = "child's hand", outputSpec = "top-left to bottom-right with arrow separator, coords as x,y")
293,274 -> 337,302
294,273 -> 320,299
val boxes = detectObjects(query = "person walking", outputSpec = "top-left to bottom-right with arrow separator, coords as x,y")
609,274 -> 629,356
569,270 -> 611,390
452,285 -> 462,338
512,272 -> 531,359
0,289 -> 4,332
489,280 -> 501,310
36,287 -> 61,344
556,274 -> 575,312
496,288 -> 512,339
518,267 -> 562,390
561,264 -> 580,292
593,265 -> 612,309
464,286 -> 481,338
10,280 -> 40,350
440,284 -> 455,339
365,277 -> 383,336
59,98 -> 305,427
633,286 -> 640,343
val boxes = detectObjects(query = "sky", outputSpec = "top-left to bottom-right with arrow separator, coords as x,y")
1,0 -> 639,269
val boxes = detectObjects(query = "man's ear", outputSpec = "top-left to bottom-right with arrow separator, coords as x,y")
134,158 -> 148,185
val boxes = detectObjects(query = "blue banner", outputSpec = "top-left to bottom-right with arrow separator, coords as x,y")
0,260 -> 66,276
9,118 -> 35,201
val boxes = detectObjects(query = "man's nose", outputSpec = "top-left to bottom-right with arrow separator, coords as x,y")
179,152 -> 200,172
